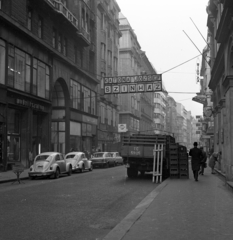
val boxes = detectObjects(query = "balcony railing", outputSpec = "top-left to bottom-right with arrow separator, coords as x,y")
78,26 -> 91,45
52,0 -> 79,30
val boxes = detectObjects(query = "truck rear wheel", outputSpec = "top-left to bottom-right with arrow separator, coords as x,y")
127,168 -> 138,178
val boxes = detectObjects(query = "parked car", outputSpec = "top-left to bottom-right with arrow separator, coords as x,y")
91,152 -> 116,168
28,152 -> 72,180
65,151 -> 93,173
111,152 -> 123,165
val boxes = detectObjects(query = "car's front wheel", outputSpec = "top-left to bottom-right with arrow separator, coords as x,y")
54,168 -> 60,179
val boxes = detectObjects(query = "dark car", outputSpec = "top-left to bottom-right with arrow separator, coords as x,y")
91,152 -> 116,168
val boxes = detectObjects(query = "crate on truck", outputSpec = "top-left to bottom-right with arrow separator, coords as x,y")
121,134 -> 175,179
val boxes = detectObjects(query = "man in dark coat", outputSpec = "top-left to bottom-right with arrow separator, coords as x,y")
189,142 -> 203,181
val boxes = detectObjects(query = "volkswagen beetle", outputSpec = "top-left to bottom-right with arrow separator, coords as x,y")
28,152 -> 72,180
65,151 -> 93,173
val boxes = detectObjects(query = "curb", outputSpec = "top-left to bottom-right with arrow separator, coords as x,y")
0,176 -> 29,184
102,179 -> 169,240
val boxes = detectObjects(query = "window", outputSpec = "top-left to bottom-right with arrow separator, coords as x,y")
63,38 -> 67,56
33,58 -> 50,99
52,29 -> 56,48
7,46 -> 31,93
101,13 -> 105,30
100,103 -> 106,124
82,86 -> 90,113
38,17 -> 43,39
91,91 -> 96,115
70,79 -> 81,110
114,57 -> 118,72
107,50 -> 112,66
27,8 -> 32,30
0,39 -> 6,85
58,34 -> 61,52
74,46 -> 77,63
108,106 -> 112,125
113,109 -> 116,127
101,43 -> 106,60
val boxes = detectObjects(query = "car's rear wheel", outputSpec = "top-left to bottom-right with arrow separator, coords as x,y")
68,166 -> 72,176
54,168 -> 60,179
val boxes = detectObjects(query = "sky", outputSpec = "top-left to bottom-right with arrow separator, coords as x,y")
116,0 -> 209,117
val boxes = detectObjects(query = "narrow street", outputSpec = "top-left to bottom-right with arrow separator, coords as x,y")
0,166 -> 158,240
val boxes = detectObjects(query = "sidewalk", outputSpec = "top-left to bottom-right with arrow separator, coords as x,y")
103,166 -> 233,240
0,168 -> 30,183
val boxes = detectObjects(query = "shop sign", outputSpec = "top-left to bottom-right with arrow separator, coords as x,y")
204,106 -> 213,118
12,163 -> 25,173
118,124 -> 127,132
104,74 -> 162,94
15,99 -> 45,111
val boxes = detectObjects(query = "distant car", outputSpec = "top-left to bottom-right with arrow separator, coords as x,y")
111,152 -> 123,165
91,152 -> 116,168
28,152 -> 72,180
65,152 -> 93,173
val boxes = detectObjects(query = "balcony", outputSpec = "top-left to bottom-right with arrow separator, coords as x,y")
77,26 -> 91,46
46,0 -> 79,30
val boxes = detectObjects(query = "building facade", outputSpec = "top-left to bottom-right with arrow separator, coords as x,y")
118,13 -> 153,135
0,0 -> 98,170
96,0 -> 121,151
207,0 -> 233,180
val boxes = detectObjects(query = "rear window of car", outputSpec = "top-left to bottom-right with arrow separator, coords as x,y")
93,153 -> 104,158
65,154 -> 75,159
36,155 -> 51,162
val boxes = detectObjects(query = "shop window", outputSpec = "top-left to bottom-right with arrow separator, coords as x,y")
7,109 -> 20,134
51,122 -> 66,154
0,39 -> 6,85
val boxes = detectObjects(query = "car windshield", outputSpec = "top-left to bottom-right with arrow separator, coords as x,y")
35,155 -> 52,162
93,153 -> 104,158
65,154 -> 75,159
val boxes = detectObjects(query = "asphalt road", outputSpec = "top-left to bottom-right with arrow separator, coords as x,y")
0,165 -> 159,240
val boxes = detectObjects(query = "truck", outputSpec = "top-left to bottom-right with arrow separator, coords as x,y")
121,134 -> 176,179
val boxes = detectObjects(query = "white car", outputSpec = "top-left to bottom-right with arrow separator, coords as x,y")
111,152 -> 123,165
28,152 -> 72,179
65,152 -> 93,173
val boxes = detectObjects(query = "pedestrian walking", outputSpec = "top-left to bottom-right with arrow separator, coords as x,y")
189,142 -> 203,181
199,147 -> 207,175
208,152 -> 218,174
